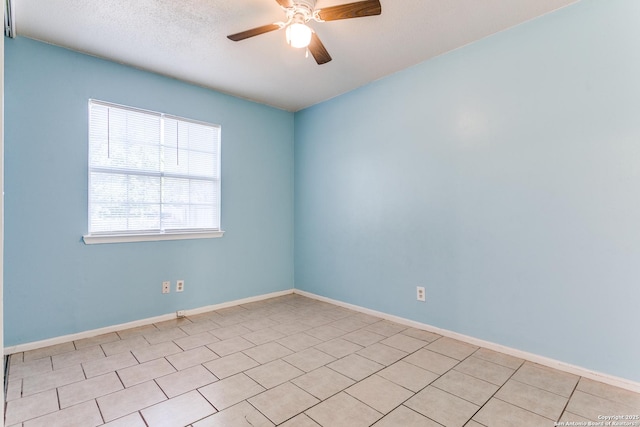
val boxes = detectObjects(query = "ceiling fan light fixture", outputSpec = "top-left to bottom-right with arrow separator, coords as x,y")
227,0 -> 382,65
286,22 -> 312,48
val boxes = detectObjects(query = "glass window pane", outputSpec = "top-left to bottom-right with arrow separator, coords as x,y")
89,100 -> 220,234
162,177 -> 190,204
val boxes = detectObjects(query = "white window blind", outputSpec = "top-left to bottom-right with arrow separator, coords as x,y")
87,100 -> 221,237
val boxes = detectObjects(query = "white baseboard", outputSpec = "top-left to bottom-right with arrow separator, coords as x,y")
3,289 -> 294,355
5,287 -> 639,394
293,289 -> 640,394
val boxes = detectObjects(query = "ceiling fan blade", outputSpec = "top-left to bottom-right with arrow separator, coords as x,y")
275,0 -> 293,7
227,23 -> 282,41
316,0 -> 381,21
309,32 -> 332,65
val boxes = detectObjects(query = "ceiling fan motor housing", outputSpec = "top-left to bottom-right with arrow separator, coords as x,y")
288,0 -> 317,21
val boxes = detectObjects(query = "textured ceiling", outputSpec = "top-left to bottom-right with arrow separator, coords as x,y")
11,0 -> 578,111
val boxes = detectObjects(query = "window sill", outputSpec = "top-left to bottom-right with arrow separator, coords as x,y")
82,230 -> 225,245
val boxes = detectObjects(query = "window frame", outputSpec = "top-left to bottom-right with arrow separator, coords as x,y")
83,99 -> 224,245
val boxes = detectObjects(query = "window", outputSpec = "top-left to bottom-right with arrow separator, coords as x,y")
83,100 -> 223,244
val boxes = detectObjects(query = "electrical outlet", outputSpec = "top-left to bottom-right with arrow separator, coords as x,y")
176,310 -> 186,318
416,286 -> 426,302
176,280 -> 184,292
162,281 -> 170,294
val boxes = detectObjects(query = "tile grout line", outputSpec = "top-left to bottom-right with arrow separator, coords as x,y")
507,375 -> 574,399
3,351 -> 9,424
556,376 -> 581,422
478,357 -> 578,423
362,343 -> 483,425
247,382 -> 309,426
94,397 -> 106,426
453,346 -> 523,426
492,395 -> 559,422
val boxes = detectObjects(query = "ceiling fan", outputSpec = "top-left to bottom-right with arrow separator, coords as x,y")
227,0 -> 382,65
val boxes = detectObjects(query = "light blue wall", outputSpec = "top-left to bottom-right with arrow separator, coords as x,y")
295,0 -> 640,382
5,37 -> 294,346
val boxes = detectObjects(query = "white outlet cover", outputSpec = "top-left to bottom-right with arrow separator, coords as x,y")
417,286 -> 426,302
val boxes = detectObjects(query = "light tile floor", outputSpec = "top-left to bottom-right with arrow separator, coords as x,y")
4,294 -> 640,426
